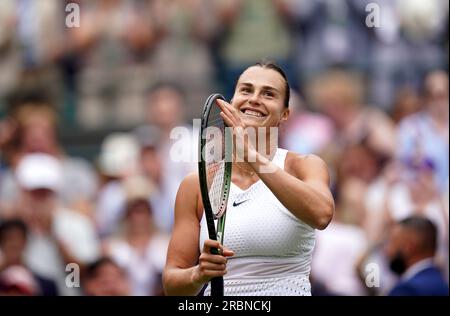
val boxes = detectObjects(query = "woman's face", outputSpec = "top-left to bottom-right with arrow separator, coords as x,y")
21,116 -> 56,154
231,66 -> 289,129
126,200 -> 152,228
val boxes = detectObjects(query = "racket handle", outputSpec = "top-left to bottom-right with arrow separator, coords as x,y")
210,276 -> 224,296
210,246 -> 220,255
210,247 -> 224,296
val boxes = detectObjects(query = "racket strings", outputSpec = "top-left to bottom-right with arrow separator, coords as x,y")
205,103 -> 227,218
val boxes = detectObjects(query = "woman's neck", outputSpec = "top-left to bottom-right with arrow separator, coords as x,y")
127,225 -> 153,240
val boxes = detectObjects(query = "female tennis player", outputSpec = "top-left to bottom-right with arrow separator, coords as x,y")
163,61 -> 334,296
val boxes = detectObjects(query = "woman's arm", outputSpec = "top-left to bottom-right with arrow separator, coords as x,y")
163,173 -> 233,296
217,99 -> 334,230
250,152 -> 334,230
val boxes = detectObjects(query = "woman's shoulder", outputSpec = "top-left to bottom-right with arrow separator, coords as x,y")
285,151 -> 329,178
182,171 -> 199,184
179,172 -> 201,196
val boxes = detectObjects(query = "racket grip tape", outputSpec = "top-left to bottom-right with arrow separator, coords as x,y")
210,247 -> 224,296
211,276 -> 224,296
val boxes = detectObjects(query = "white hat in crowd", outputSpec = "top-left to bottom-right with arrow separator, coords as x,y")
15,153 -> 63,192
98,133 -> 140,178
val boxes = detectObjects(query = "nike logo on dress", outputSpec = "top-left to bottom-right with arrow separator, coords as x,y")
233,199 -> 249,207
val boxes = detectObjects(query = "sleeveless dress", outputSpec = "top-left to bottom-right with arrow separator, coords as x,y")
199,148 -> 316,296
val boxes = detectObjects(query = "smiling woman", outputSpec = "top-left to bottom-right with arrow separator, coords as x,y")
163,60 -> 334,296
218,62 -> 290,167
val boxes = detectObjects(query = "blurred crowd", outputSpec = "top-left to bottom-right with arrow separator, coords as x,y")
0,0 -> 448,296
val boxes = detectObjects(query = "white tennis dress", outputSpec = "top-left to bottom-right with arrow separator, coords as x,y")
199,148 -> 316,296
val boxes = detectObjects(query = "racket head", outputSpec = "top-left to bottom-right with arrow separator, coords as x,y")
198,94 -> 232,222
198,94 -> 232,296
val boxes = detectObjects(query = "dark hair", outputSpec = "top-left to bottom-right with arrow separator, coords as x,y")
83,257 -> 124,281
124,199 -> 153,219
253,60 -> 290,108
0,219 -> 28,244
6,88 -> 53,115
147,81 -> 186,100
399,216 -> 438,254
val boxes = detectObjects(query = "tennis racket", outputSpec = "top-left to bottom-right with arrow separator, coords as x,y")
198,93 -> 232,296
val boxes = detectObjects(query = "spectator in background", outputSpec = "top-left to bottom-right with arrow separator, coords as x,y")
0,218 -> 58,296
306,69 -> 396,212
334,142 -> 389,226
390,86 -> 421,124
386,216 -> 449,296
365,158 -> 449,277
307,69 -> 397,164
94,125 -> 179,237
103,176 -> 169,296
144,82 -> 197,232
361,73 -> 449,289
71,0 -> 162,129
0,0 -> 21,104
95,132 -> 140,238
10,153 -> 99,295
151,0 -> 217,118
0,99 -> 98,217
133,124 -> 168,233
82,257 -> 130,296
0,265 -> 40,296
0,0 -> 66,108
311,178 -> 369,296
211,0 -> 296,98
280,90 -> 335,155
13,0 -> 65,70
0,116 -> 17,169
396,70 -> 449,192
368,0 -> 448,109
360,157 -> 449,294
285,0 -> 372,85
